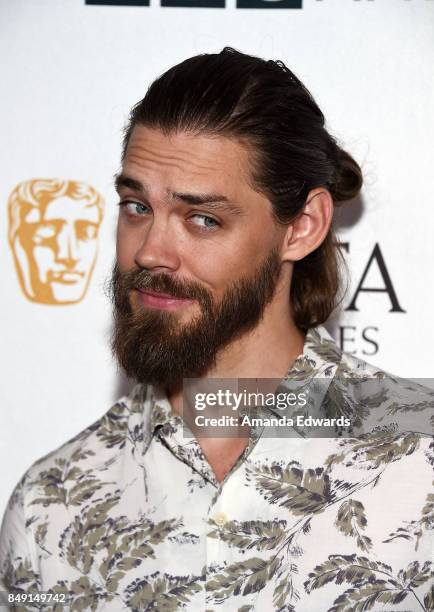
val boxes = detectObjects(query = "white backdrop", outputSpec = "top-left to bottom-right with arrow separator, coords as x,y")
1,0 -> 433,517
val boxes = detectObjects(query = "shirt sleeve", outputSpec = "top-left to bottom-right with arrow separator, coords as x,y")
0,475 -> 41,598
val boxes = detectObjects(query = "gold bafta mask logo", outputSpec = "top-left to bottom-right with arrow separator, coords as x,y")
8,179 -> 104,305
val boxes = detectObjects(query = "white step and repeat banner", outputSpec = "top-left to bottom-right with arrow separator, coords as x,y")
1,0 -> 433,515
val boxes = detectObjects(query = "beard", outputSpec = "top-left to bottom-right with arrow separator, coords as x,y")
108,248 -> 282,391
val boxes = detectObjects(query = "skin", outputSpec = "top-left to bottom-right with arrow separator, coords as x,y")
116,125 -> 333,481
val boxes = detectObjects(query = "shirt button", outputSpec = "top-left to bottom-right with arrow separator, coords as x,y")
213,512 -> 228,526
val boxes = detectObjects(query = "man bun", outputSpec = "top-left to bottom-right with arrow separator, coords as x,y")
330,148 -> 363,204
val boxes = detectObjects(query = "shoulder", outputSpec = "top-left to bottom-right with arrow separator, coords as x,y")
0,383 -> 149,584
3,383 -> 148,516
0,383 -> 153,589
329,336 -> 434,437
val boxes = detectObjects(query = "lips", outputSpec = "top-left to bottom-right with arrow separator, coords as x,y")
139,289 -> 184,300
135,287 -> 196,310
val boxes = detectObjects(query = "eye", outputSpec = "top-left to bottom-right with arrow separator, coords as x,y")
189,214 -> 220,231
119,201 -> 151,217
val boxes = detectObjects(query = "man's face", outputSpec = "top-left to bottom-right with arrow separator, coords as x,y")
15,196 -> 100,304
112,125 -> 288,389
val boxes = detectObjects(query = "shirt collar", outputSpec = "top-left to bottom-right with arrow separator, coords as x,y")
265,324 -> 342,422
135,323 -> 342,449
282,324 -> 342,380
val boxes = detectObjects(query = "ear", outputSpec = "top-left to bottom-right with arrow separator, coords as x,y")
280,188 -> 333,262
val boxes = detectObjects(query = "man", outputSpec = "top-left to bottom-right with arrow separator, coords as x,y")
1,48 -> 432,611
8,178 -> 104,305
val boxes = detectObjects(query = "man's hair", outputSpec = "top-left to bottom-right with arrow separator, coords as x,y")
122,47 -> 362,331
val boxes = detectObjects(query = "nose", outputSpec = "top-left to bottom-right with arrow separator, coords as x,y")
55,224 -> 79,269
133,217 -> 181,272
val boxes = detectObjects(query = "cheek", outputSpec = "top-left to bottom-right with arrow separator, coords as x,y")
116,225 -> 138,270
185,236 -> 267,294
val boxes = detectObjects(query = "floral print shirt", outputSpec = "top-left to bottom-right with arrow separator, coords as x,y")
1,325 -> 433,612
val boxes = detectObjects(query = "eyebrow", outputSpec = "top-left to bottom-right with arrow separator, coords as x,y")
114,173 -> 246,216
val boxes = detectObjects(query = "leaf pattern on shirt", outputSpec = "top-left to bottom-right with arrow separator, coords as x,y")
293,327 -> 342,368
425,439 -> 434,467
283,356 -> 317,381
58,490 -> 183,593
94,401 -> 130,450
124,570 -> 205,611
206,556 -> 281,604
324,430 -> 422,470
272,563 -> 299,612
208,519 -> 288,552
383,486 -> 434,551
424,585 -> 434,611
334,499 -> 373,552
322,375 -> 390,432
28,452 -> 112,508
1,555 -> 41,595
245,460 -> 358,516
304,555 -> 433,612
47,576 -> 115,611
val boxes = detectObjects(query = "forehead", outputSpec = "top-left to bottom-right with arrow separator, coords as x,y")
122,125 -> 257,200
24,197 -> 100,224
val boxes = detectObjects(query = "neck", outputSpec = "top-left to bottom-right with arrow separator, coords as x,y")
167,309 -> 305,415
154,260 -> 308,482
164,298 -> 306,483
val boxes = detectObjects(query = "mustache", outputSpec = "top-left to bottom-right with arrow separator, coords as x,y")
107,263 -> 213,307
